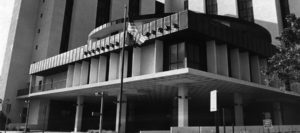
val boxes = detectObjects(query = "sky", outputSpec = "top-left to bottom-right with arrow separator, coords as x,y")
0,0 -> 15,76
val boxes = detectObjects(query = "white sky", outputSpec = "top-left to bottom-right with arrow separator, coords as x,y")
0,0 -> 15,76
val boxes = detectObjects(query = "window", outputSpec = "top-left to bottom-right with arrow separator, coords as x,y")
6,104 -> 11,113
186,42 -> 207,71
129,0 -> 140,19
59,0 -> 74,53
96,0 -> 110,27
155,0 -> 164,15
169,43 -> 186,70
206,0 -> 218,15
38,80 -> 43,90
40,13 -> 43,18
35,45 -> 39,50
280,0 -> 290,28
184,0 -> 189,10
237,0 -> 254,22
37,29 -> 40,33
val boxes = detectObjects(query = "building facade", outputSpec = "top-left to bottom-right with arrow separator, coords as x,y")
1,0 -> 300,133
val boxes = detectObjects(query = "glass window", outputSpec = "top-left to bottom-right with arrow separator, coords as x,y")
168,43 -> 186,70
237,0 -> 254,22
96,0 -> 111,27
129,0 -> 140,18
206,0 -> 218,15
184,0 -> 189,10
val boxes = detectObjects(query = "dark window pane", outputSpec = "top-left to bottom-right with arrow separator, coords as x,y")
170,44 -> 178,63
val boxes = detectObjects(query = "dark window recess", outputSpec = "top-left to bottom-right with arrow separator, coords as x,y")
168,42 -> 186,70
280,0 -> 290,28
129,0 -> 140,19
96,0 -> 110,27
186,42 -> 207,71
42,0 -> 45,3
38,80 -> 43,90
6,104 -> 11,113
40,13 -> 43,18
237,0 -> 254,22
206,0 -> 218,15
35,45 -> 39,50
21,107 -> 27,123
184,0 -> 189,10
59,0 -> 73,53
127,48 -> 133,77
155,0 -> 164,15
105,54 -> 110,81
37,29 -> 40,33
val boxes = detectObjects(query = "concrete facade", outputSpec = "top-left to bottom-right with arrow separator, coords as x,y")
1,0 -> 300,133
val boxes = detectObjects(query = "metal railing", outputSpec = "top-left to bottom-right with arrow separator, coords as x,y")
30,79 -> 66,93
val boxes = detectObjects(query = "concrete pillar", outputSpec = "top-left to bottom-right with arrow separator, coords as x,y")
73,62 -> 81,86
230,48 -> 241,79
109,53 -> 120,80
89,57 -> 99,84
66,64 -> 75,87
216,44 -> 229,76
178,86 -> 189,127
206,41 -> 217,74
234,93 -> 244,126
118,50 -> 129,79
80,60 -> 89,85
239,52 -> 251,81
115,95 -> 127,133
273,102 -> 283,125
132,47 -> 141,76
98,55 -> 108,82
250,55 -> 261,84
74,96 -> 84,132
154,40 -> 164,72
140,43 -> 156,75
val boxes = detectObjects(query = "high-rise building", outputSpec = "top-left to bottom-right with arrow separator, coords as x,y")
1,0 -> 300,132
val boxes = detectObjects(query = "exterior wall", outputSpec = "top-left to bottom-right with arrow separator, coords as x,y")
140,0 -> 156,15
31,0 -> 66,62
44,71 -> 67,90
110,0 -> 129,21
0,0 -> 40,122
253,0 -> 281,45
217,0 -> 238,17
68,0 -> 97,49
188,0 -> 205,13
165,0 -> 184,13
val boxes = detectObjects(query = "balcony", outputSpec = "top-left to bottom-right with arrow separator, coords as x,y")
31,79 -> 67,93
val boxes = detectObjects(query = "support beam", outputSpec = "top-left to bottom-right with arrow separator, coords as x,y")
115,95 -> 127,133
273,102 -> 283,125
98,55 -> 108,82
216,44 -> 229,76
80,60 -> 89,85
206,41 -> 217,74
178,86 -> 188,127
132,47 -> 141,76
74,96 -> 84,132
230,48 -> 241,79
73,62 -> 81,86
66,64 -> 74,87
89,57 -> 99,84
234,93 -> 244,126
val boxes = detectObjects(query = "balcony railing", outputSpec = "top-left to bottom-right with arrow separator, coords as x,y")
31,79 -> 67,93
16,88 -> 29,96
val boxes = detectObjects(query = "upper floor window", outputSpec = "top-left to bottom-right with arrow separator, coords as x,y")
129,0 -> 140,19
206,0 -> 218,15
237,0 -> 254,22
184,0 -> 189,10
280,0 -> 290,28
169,42 -> 186,70
96,0 -> 111,27
155,0 -> 164,15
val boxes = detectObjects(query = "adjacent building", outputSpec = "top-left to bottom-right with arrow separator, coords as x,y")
1,0 -> 300,133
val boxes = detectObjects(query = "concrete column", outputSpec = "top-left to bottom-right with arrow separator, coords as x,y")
89,57 -> 99,84
273,102 -> 283,125
178,86 -> 189,127
132,47 -> 141,76
234,93 -> 244,126
109,53 -> 120,80
230,48 -> 241,79
154,40 -> 164,72
141,44 -> 155,75
239,52 -> 251,81
206,41 -> 218,74
80,60 -> 89,85
74,96 -> 84,132
216,44 -> 229,76
115,95 -> 127,133
250,55 -> 261,84
73,62 -> 81,86
98,55 -> 108,82
66,64 -> 75,87
118,50 -> 129,79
